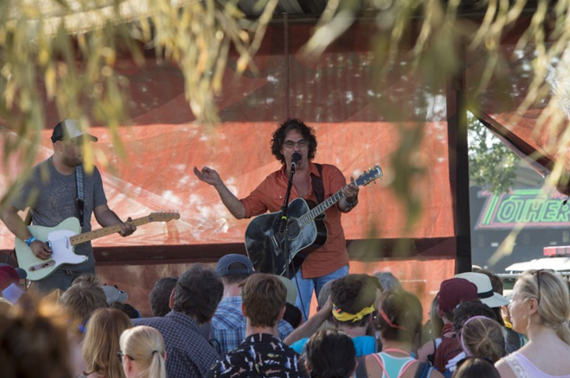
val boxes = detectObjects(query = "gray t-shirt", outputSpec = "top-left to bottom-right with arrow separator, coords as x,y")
12,157 -> 107,272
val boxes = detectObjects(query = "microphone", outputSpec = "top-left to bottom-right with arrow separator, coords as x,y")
291,153 -> 301,169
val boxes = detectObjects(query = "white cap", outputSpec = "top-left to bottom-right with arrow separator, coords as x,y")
455,272 -> 510,308
51,119 -> 98,143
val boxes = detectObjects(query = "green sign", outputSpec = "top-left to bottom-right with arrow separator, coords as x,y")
476,189 -> 570,229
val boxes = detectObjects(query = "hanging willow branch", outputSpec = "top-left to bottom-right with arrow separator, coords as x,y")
0,0 -> 277,204
304,0 -> 570,260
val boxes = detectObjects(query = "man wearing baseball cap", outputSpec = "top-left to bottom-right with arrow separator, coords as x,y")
211,253 -> 294,354
418,277 -> 479,373
0,263 -> 28,305
0,119 -> 136,294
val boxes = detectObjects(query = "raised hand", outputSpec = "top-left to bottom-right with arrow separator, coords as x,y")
193,166 -> 223,187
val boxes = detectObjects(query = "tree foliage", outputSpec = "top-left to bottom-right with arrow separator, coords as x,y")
0,0 -> 277,204
468,114 -> 518,194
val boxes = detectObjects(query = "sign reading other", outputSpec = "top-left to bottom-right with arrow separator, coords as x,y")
476,189 -> 570,229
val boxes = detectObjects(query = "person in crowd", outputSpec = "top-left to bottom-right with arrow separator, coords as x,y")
60,278 -> 108,329
374,271 -> 402,291
110,302 -> 141,319
80,307 -> 132,378
455,271 -> 525,353
211,253 -> 294,354
305,328 -> 356,378
357,289 -> 443,378
0,303 -> 73,378
0,263 -> 27,290
452,299 -> 500,329
207,273 -> 306,378
289,274 -> 379,357
133,264 -> 223,378
421,295 -> 444,345
418,278 -> 478,373
278,275 -> 303,329
471,267 -> 504,295
0,297 -> 12,310
120,325 -> 167,378
284,278 -> 339,346
284,302 -> 304,329
460,316 -> 505,363
452,357 -> 500,378
439,301 -> 503,376
0,263 -> 30,308
149,276 -> 178,317
0,119 -> 136,293
454,272 -> 509,325
194,119 -> 359,320
495,270 -> 570,378
476,268 -> 527,353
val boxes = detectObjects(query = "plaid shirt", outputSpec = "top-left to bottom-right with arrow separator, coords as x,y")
133,311 -> 219,378
211,296 -> 294,355
206,333 -> 307,378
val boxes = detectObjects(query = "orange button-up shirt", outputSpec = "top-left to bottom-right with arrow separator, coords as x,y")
241,162 -> 349,278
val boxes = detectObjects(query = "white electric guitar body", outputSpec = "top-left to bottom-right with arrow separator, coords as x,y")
15,212 -> 180,281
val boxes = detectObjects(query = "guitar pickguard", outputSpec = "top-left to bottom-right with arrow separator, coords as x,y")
14,218 -> 87,281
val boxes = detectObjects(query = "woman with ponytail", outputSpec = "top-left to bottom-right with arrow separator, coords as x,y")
460,316 -> 505,363
359,290 -> 443,378
495,270 -> 570,378
119,326 -> 166,378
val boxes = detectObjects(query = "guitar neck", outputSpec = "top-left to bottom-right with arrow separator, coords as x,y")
69,216 -> 150,246
299,190 -> 345,228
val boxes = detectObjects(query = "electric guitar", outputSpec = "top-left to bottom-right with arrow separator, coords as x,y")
15,211 -> 180,281
245,165 -> 382,278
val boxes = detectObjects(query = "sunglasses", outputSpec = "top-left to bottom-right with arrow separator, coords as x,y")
117,351 -> 134,362
532,269 -> 543,305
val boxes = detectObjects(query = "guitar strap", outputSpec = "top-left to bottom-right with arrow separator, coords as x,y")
76,165 -> 85,227
311,163 -> 325,204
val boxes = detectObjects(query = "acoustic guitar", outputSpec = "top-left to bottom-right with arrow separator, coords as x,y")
245,166 -> 382,278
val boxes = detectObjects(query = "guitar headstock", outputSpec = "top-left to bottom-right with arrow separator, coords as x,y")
147,211 -> 180,223
355,165 -> 383,187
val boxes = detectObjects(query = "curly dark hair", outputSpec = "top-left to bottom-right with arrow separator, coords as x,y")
270,118 -> 318,164
172,265 -> 223,324
330,274 -> 378,328
149,277 -> 178,317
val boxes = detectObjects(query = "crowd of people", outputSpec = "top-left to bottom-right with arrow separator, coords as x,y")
1,257 -> 570,378
1,119 -> 570,378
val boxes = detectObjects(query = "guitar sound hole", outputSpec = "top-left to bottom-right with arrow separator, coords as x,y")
286,221 -> 300,239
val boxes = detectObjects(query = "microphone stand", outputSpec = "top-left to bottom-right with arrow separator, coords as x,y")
279,162 -> 296,280
279,156 -> 307,320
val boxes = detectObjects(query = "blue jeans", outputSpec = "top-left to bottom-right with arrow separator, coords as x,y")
293,265 -> 349,320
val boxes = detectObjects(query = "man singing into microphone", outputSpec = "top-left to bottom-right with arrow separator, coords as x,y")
193,119 -> 359,319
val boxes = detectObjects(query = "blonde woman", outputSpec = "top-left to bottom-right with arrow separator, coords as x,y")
495,270 -> 570,378
81,308 -> 132,378
460,316 -> 505,363
119,326 -> 166,378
